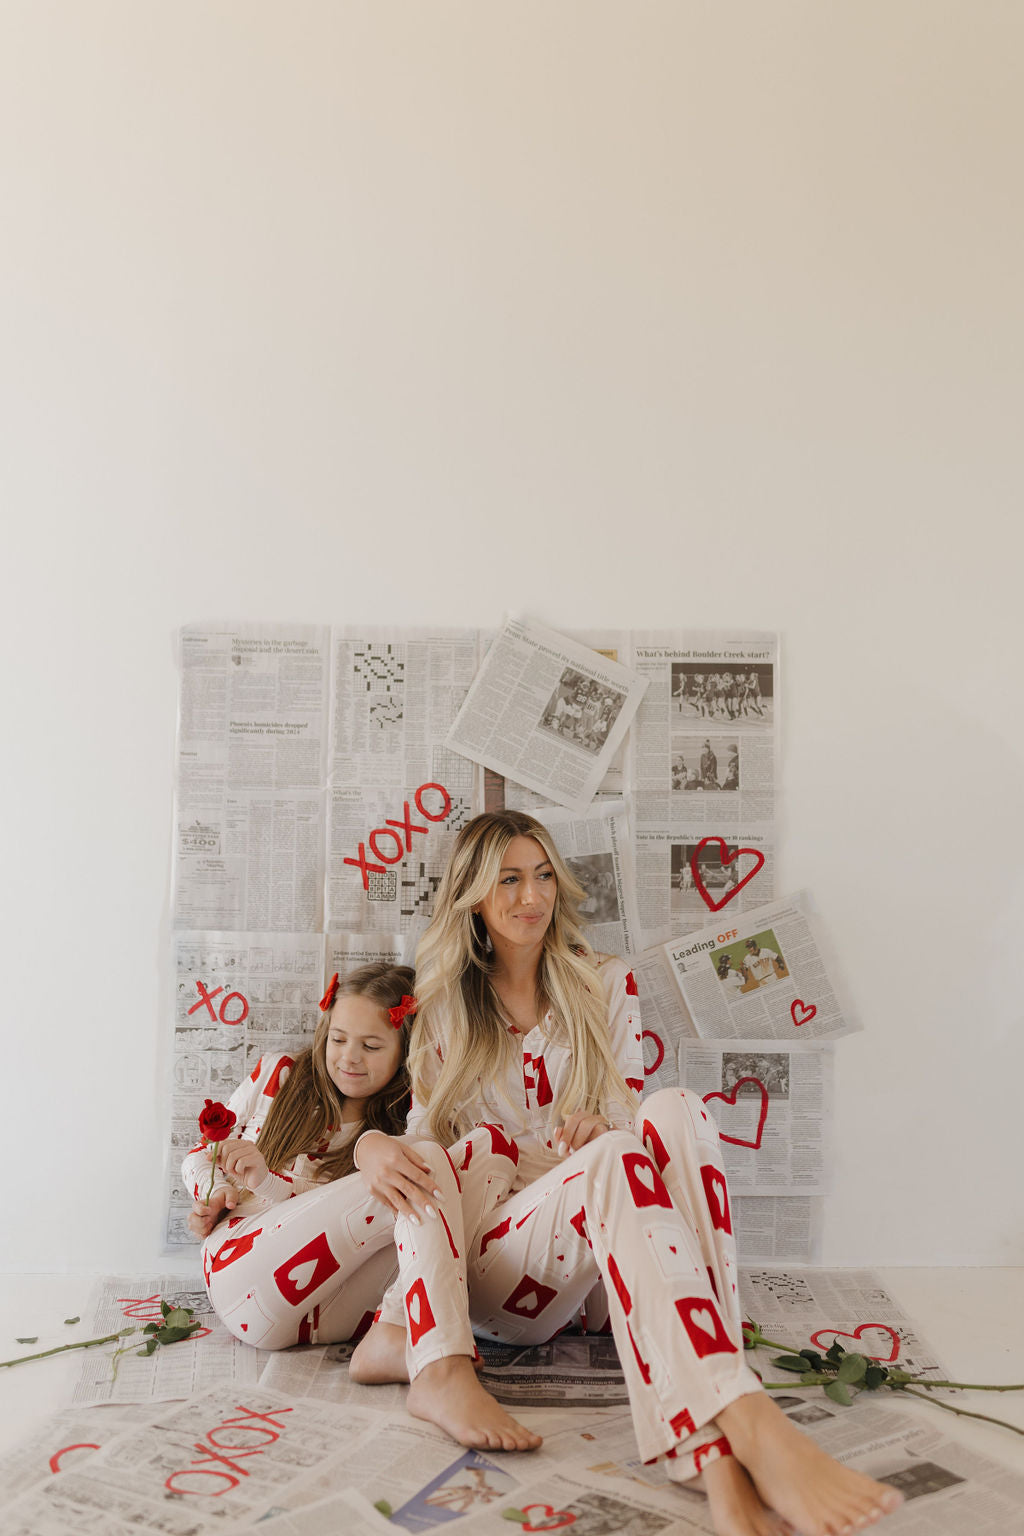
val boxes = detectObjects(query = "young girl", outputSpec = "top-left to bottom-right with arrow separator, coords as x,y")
182,962 -> 445,1350
351,813 -> 904,1536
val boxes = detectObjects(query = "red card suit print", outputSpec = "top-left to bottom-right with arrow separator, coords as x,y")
522,1506 -> 577,1532
691,837 -> 764,912
406,1278 -> 437,1345
700,1163 -> 732,1234
675,1297 -> 738,1358
790,998 -> 817,1027
622,1151 -> 674,1209
641,1119 -> 671,1173
810,1323 -> 901,1363
211,1228 -> 263,1272
273,1231 -> 340,1304
503,1274 -> 559,1320
702,1077 -> 769,1149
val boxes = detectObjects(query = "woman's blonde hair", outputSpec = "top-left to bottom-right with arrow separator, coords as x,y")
256,962 -> 414,1183
409,811 -> 633,1142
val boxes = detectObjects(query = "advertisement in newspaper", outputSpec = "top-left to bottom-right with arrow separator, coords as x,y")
172,785 -> 325,932
177,624 -> 330,790
679,1040 -> 832,1195
664,894 -> 857,1043
636,827 -> 775,952
531,800 -> 641,957
166,931 -> 324,1245
446,617 -> 647,814
73,1277 -> 262,1406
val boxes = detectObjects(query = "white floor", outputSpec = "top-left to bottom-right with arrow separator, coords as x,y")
2,1267 -> 1022,1476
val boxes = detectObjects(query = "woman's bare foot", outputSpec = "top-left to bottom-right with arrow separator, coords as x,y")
719,1392 -> 903,1536
349,1320 -> 409,1384
407,1355 -> 542,1452
702,1457 -> 793,1536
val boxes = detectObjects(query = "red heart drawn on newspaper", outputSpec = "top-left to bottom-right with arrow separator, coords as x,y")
691,837 -> 765,912
790,999 -> 817,1027
642,1030 -> 666,1074
810,1324 -> 901,1363
522,1506 -> 577,1532
702,1077 -> 769,1149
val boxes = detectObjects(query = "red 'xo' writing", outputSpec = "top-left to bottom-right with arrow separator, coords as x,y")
117,1294 -> 211,1341
165,1403 -> 294,1496
344,782 -> 452,890
188,981 -> 250,1026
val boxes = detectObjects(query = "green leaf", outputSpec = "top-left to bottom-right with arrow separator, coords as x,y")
502,1513 -> 529,1525
15,1337 -> 38,1344
837,1353 -> 868,1384
824,1380 -> 853,1406
163,1309 -> 193,1329
160,1300 -> 173,1318
143,1323 -> 160,1335
799,1349 -> 825,1370
64,1317 -> 80,1326
770,1354 -> 811,1373
799,1371 -> 831,1384
373,1500 -> 393,1517
826,1342 -> 845,1364
154,1326 -> 191,1345
137,1339 -> 159,1356
864,1365 -> 888,1390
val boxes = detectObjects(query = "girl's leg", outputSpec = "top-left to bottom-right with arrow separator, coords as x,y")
201,1171 -> 401,1350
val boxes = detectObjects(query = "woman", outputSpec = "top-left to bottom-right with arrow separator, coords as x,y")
352,812 -> 902,1536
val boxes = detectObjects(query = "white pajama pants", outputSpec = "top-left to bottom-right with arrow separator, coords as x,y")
200,1126 -> 521,1351
379,1088 -> 762,1480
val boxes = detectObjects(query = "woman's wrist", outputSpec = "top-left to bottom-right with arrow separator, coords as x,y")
352,1129 -> 389,1169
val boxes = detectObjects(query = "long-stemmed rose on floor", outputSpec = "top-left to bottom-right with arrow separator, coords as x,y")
198,1098 -> 237,1202
2,1300 -> 206,1371
743,1319 -> 1024,1436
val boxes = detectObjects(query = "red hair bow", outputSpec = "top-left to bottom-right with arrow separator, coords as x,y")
389,995 -> 418,1027
319,973 -> 339,1013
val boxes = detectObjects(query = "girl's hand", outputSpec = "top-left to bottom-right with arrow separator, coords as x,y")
354,1132 -> 443,1224
209,1137 -> 269,1191
553,1112 -> 610,1156
188,1187 -> 236,1239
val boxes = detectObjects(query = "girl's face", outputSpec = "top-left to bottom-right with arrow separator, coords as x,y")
476,834 -> 557,951
325,994 -> 403,1102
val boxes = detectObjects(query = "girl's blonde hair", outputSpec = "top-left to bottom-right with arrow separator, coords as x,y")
256,962 -> 414,1183
409,811 -> 633,1142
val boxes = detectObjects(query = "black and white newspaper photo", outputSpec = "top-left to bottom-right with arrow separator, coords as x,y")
529,800 -> 642,956
177,624 -> 330,791
166,930 -> 325,1245
679,1040 -> 833,1195
663,893 -> 858,1043
446,617 -> 647,814
635,827 -> 776,951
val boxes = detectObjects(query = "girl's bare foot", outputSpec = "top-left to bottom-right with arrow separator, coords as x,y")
719,1392 -> 903,1536
702,1457 -> 793,1536
407,1355 -> 542,1452
349,1320 -> 409,1383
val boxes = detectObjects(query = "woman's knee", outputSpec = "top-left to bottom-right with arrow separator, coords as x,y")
636,1086 -> 720,1142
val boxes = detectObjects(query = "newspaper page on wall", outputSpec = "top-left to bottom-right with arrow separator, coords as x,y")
731,1197 -> 817,1263
679,1039 -> 832,1195
529,800 -> 641,957
629,630 -> 777,950
629,946 -> 695,1092
166,930 -> 324,1245
447,617 -> 647,814
663,893 -> 858,1043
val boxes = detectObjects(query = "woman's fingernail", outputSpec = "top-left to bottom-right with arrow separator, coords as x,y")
558,1141 -> 567,1156
424,1205 -> 437,1219
432,1189 -> 443,1199
410,1214 -> 421,1227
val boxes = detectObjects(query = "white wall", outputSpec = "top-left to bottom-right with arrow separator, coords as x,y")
3,3 -> 1022,1271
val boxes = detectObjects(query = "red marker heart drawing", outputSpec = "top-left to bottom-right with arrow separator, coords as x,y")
790,999 -> 817,1027
702,1077 -> 769,1149
810,1323 -> 900,1364
522,1504 -> 577,1531
691,837 -> 765,912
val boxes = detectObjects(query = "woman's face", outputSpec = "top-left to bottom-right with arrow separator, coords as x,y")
476,835 -> 557,951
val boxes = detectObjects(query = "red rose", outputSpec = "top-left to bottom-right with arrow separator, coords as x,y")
198,1100 -> 237,1143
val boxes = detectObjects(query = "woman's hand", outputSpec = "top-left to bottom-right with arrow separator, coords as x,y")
553,1112 -> 610,1156
209,1137 -> 269,1192
188,1187 -> 237,1239
355,1132 -> 443,1224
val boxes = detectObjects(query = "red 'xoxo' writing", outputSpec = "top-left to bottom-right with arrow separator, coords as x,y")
165,1403 -> 294,1496
344,782 -> 452,891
